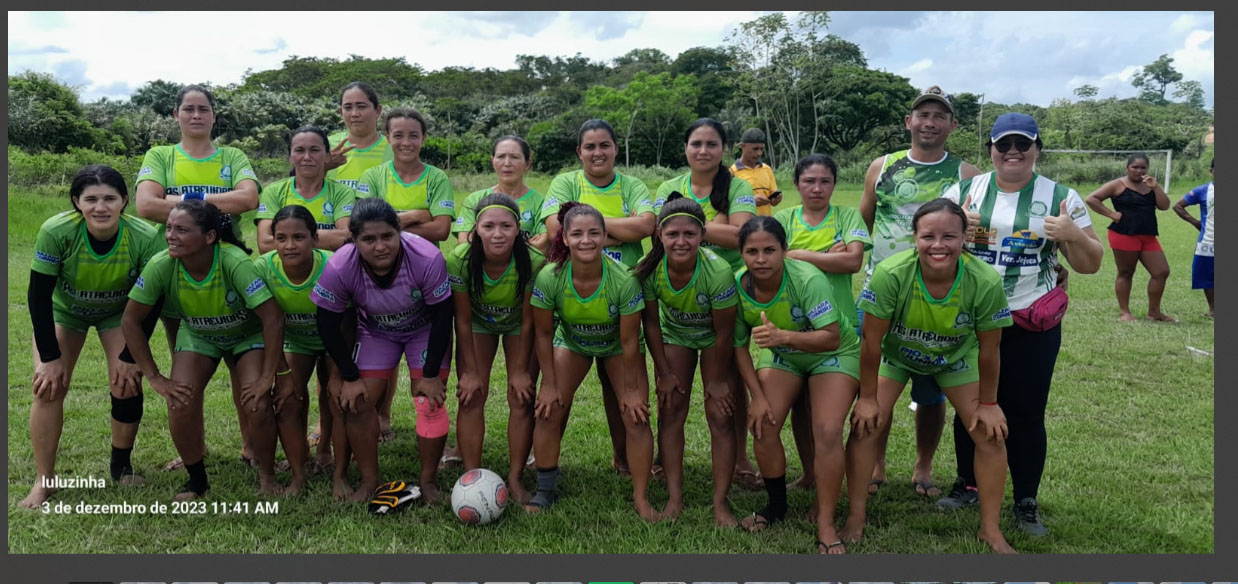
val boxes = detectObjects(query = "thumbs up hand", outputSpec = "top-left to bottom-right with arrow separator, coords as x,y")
752,310 -> 785,349
1043,200 -> 1081,243
961,193 -> 981,231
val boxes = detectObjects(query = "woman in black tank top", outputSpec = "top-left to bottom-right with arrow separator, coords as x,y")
1085,153 -> 1174,322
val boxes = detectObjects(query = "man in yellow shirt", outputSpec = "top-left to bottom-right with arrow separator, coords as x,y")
730,128 -> 781,216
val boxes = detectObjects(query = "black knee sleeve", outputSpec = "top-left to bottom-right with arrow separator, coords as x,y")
111,394 -> 143,424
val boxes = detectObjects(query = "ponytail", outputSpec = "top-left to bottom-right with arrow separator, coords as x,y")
634,192 -> 705,283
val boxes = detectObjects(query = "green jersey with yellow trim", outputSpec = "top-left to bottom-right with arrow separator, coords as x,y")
446,244 -> 547,333
530,256 -> 644,356
640,247 -> 738,348
255,177 -> 357,231
32,212 -> 160,323
858,249 -> 1012,375
453,187 -> 546,237
254,249 -> 331,351
734,258 -> 859,364
653,173 -> 757,272
135,144 -> 260,242
356,161 -> 455,218
538,170 -> 654,268
870,150 -> 965,269
774,204 -> 871,328
325,131 -> 393,190
130,244 -> 273,347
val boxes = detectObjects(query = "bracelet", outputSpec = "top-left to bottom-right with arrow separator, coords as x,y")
275,369 -> 293,376
979,400 -> 998,406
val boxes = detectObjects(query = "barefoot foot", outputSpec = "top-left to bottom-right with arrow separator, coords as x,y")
420,482 -> 441,505
713,504 -> 738,527
634,499 -> 661,523
661,499 -> 684,522
19,484 -> 55,509
1118,312 -> 1137,322
332,477 -> 354,501
350,479 -> 379,502
508,480 -> 532,505
978,528 -> 1017,554
840,515 -> 866,543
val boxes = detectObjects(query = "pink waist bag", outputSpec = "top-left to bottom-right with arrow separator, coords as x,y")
1012,286 -> 1068,332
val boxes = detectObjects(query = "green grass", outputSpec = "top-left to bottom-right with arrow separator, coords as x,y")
6,175 -> 1213,554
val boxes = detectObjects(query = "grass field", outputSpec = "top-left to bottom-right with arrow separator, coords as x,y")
6,172 -> 1214,554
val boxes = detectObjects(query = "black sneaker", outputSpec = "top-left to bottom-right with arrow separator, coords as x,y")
1013,497 -> 1049,536
936,477 -> 979,510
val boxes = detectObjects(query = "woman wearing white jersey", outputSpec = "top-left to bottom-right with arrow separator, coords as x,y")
938,113 -> 1102,536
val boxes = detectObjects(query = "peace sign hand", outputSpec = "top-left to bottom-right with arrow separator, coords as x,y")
325,139 -> 355,171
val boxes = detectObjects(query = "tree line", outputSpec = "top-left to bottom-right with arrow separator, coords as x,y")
8,12 -> 1213,175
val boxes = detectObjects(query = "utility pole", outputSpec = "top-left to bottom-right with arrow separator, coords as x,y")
976,93 -> 986,164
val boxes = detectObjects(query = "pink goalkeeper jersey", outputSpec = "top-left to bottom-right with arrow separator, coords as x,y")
311,231 -> 450,340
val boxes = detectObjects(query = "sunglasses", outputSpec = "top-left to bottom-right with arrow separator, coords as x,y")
993,137 -> 1035,153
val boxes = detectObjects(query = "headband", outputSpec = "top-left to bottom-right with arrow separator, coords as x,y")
477,204 -> 519,219
660,212 -> 704,226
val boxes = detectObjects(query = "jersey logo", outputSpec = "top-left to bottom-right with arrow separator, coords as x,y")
608,304 -> 620,317
968,226 -> 998,246
807,300 -> 832,320
226,290 -> 240,305
860,289 -> 877,304
850,229 -> 869,238
455,217 -> 466,225
35,250 -> 60,265
736,195 -> 756,206
714,285 -> 737,303
604,248 -> 623,262
628,292 -> 643,310
790,306 -> 805,320
257,203 -> 268,213
431,279 -> 451,299
1002,230 -> 1043,252
993,307 -> 1012,321
532,287 -> 546,302
822,356 -> 840,368
439,200 -> 455,209
356,184 -> 371,195
541,198 -> 558,211
954,312 -> 973,328
695,293 -> 710,307
1070,204 -> 1088,220
245,278 -> 267,297
447,274 -> 464,286
947,359 -> 970,373
1028,201 -> 1049,218
411,288 -> 423,300
129,268 -> 138,279
341,203 -> 353,214
240,168 -> 256,178
219,165 -> 232,181
135,276 -> 145,289
313,283 -> 336,302
323,201 -> 335,215
522,210 -> 533,221
137,166 -> 153,178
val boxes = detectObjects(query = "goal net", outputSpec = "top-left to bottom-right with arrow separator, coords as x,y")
1036,149 -> 1173,194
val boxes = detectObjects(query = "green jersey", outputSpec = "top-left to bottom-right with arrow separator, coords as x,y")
356,161 -> 456,218
130,244 -> 274,348
325,131 -> 393,190
453,187 -> 546,237
446,244 -> 547,334
135,144 -> 260,242
734,258 -> 860,367
255,177 -> 357,231
530,257 -> 645,357
858,249 -> 1012,375
32,212 -> 160,324
774,204 -> 872,328
654,173 -> 758,271
870,150 -> 965,270
640,247 -> 738,349
538,170 -> 655,267
254,249 -> 331,352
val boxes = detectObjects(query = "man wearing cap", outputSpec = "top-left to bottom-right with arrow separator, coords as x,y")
858,85 -> 979,502
731,128 -> 782,216
940,112 -> 1102,537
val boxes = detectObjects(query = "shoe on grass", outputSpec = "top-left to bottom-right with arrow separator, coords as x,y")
1013,497 -> 1049,536
936,478 -> 979,510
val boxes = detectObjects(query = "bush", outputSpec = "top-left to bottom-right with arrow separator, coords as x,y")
7,146 -> 143,189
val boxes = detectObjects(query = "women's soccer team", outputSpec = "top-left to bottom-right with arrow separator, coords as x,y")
38,79 -> 1208,555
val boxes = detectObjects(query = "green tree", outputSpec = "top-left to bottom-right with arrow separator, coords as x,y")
816,66 -> 917,152
131,79 -> 184,117
671,46 -> 735,117
1074,84 -> 1100,100
7,71 -> 96,153
587,71 -> 699,167
1132,54 -> 1183,105
1173,80 -> 1205,109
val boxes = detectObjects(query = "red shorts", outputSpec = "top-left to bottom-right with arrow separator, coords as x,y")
1107,230 -> 1162,252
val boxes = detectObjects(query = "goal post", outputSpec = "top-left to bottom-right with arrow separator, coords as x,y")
1039,149 -> 1173,194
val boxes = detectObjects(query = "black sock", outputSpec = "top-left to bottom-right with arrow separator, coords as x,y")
761,474 -> 788,521
110,446 -> 134,481
535,466 -> 560,497
184,460 -> 209,495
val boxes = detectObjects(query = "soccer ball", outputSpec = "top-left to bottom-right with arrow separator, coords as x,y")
451,468 -> 508,525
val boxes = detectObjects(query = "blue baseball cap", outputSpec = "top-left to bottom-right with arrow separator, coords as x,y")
990,112 -> 1039,141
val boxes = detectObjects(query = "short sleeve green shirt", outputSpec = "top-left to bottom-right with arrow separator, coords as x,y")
356,162 -> 456,218
640,247 -> 738,349
858,249 -> 1012,375
32,212 -> 160,324
130,244 -> 274,348
325,131 -> 393,190
530,257 -> 644,356
453,187 -> 546,237
654,173 -> 757,271
734,258 -> 860,367
255,177 -> 357,231
446,244 -> 547,334
537,170 -> 654,267
774,204 -> 872,328
253,248 -> 331,352
135,144 -> 260,242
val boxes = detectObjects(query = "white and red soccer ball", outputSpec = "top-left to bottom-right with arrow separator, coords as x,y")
451,468 -> 508,525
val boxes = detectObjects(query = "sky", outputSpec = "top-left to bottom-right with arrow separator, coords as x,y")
7,11 -> 1215,109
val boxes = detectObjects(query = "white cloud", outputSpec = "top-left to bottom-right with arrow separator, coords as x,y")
1172,29 -> 1214,80
903,59 -> 933,75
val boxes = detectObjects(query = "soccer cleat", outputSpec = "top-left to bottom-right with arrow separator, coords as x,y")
936,478 -> 979,510
367,480 -> 421,515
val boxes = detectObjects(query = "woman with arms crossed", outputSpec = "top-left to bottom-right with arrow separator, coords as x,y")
849,198 -> 1015,554
446,193 -> 546,502
526,202 -> 658,522
634,193 -> 740,524
731,217 -> 864,554
22,165 -> 161,508
122,200 -> 286,500
311,198 -> 455,502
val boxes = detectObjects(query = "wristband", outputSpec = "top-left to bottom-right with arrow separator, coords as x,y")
275,369 -> 293,376
979,401 -> 998,406
182,191 -> 205,201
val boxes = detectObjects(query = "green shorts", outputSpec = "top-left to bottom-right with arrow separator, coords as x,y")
472,318 -> 521,337
662,330 -> 717,351
758,347 -> 860,380
53,309 -> 123,333
283,335 -> 325,356
175,327 -> 265,359
553,330 -> 645,359
879,347 -> 979,389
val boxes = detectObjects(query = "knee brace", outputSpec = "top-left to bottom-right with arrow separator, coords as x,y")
414,395 -> 449,439
111,394 -> 144,424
